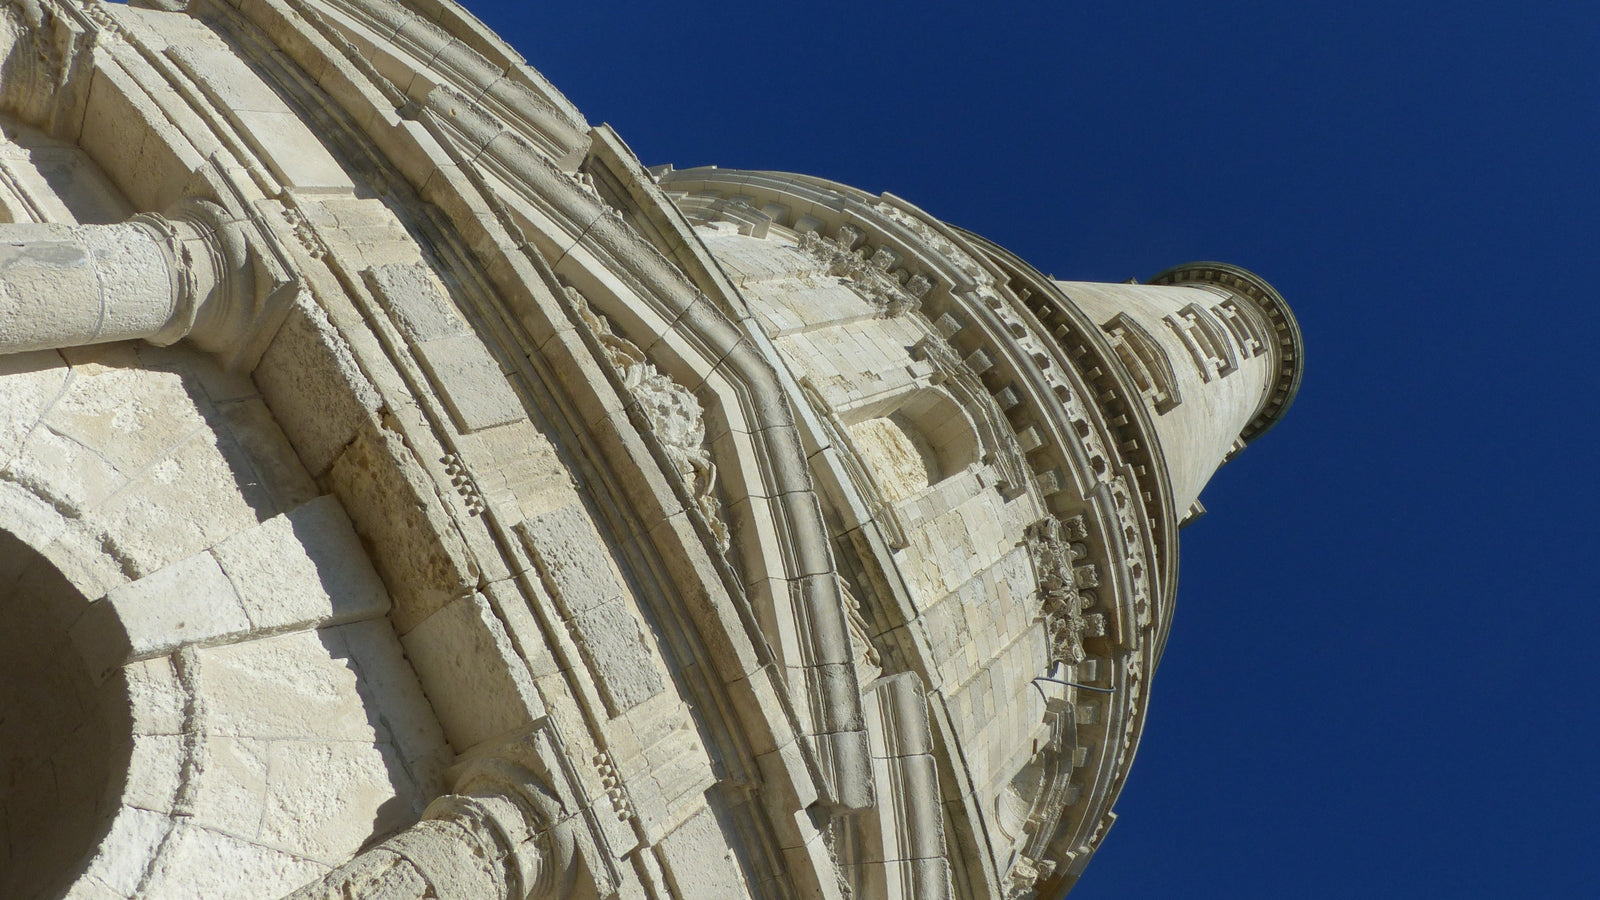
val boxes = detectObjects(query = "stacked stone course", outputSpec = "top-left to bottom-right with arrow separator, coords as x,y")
0,2 -> 1301,898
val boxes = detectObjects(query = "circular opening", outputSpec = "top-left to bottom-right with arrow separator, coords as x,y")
0,529 -> 127,899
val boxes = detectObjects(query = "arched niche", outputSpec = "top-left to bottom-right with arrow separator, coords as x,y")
841,386 -> 982,508
0,527 -> 126,900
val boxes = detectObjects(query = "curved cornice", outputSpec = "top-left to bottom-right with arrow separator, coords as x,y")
661,167 -> 1182,897
1146,262 -> 1303,444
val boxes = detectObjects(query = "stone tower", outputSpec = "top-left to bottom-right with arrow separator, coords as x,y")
0,2 -> 1302,899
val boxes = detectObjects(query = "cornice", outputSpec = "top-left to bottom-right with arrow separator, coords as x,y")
661,168 -> 1183,897
1146,262 -> 1303,444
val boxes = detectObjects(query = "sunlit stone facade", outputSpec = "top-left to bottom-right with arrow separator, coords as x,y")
0,2 -> 1301,898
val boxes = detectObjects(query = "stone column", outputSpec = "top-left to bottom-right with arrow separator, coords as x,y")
281,768 -> 574,900
0,200 -> 257,357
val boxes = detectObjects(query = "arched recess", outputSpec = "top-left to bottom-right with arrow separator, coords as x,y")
0,527 -> 124,900
0,10 -> 456,897
23,3 -> 857,897
839,386 -> 983,512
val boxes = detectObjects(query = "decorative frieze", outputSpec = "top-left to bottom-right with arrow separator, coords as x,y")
565,286 -> 730,555
442,453 -> 487,516
593,751 -> 636,824
796,226 -> 927,317
1026,515 -> 1107,666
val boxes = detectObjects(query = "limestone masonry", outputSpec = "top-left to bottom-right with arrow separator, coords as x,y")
0,2 -> 1303,898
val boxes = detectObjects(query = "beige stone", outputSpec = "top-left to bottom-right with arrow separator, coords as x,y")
211,494 -> 392,633
0,3 -> 1302,897
400,592 -> 541,752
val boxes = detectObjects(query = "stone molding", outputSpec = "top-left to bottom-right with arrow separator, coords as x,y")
1147,261 -> 1303,444
659,168 -> 1179,896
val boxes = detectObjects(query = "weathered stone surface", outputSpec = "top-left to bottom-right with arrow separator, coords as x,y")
137,820 -> 330,900
328,422 -> 478,633
400,592 -> 541,751
79,550 -> 250,672
211,494 -> 392,632
254,295 -> 383,478
0,4 -> 1303,898
413,333 -> 526,433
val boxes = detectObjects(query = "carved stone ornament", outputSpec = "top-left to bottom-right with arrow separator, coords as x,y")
1025,515 -> 1107,666
797,226 -> 927,317
566,286 -> 731,555
1003,854 -> 1057,900
910,332 -> 1032,495
839,575 -> 883,683
872,201 -> 993,288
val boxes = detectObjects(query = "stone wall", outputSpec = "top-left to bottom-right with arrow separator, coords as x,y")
0,2 -> 1301,898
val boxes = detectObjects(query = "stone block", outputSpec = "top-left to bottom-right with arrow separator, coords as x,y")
327,422 -> 477,634
658,806 -> 748,899
790,573 -> 852,667
254,295 -> 383,478
122,733 -> 185,815
363,263 -> 471,344
215,398 -> 320,515
645,510 -> 762,678
75,805 -> 170,898
75,551 -> 250,678
908,857 -> 952,899
259,739 -> 414,864
42,363 -> 206,478
868,673 -> 934,760
87,428 -> 262,576
116,655 -> 187,737
188,735 -> 271,840
328,619 -> 451,800
4,424 -> 126,520
723,494 -> 784,589
566,597 -> 666,717
76,66 -> 174,212
816,728 -> 874,810
0,479 -> 68,554
725,668 -> 795,759
772,490 -> 834,578
413,334 -> 525,433
211,494 -> 391,633
138,820 -> 329,900
400,592 -> 540,752
586,412 -> 685,530
517,503 -> 624,615
165,45 -> 352,191
0,349 -> 69,465
536,325 -> 629,429
195,630 -> 379,742
802,663 -> 865,734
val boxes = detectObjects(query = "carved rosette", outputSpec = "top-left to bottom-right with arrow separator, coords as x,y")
1025,515 -> 1106,666
566,287 -> 730,555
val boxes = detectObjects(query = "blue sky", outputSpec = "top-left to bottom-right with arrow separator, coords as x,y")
461,1 -> 1598,894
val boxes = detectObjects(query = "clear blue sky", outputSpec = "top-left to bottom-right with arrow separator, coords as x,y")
461,1 -> 1598,895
